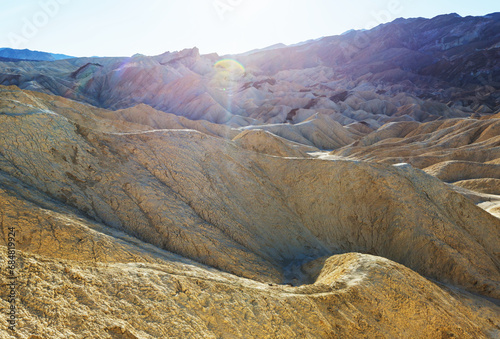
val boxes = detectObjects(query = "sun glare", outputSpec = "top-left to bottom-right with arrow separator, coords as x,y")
214,59 -> 245,74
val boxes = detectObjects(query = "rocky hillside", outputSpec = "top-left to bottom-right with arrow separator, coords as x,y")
0,84 -> 499,337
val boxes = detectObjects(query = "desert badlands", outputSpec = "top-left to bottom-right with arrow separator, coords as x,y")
0,12 -> 499,338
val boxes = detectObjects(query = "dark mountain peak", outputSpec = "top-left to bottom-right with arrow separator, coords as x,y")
430,12 -> 462,22
154,47 -> 200,64
0,48 -> 74,61
485,12 -> 500,20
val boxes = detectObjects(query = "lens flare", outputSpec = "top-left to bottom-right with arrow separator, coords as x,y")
214,59 -> 245,74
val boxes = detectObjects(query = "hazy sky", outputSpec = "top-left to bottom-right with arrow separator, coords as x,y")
0,0 -> 498,57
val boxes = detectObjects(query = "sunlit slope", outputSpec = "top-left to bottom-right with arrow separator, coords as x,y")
1,86 -> 499,294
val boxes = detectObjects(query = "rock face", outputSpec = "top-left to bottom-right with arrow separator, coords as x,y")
0,85 -> 499,338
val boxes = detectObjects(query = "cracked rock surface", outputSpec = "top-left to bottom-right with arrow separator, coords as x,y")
0,85 -> 499,338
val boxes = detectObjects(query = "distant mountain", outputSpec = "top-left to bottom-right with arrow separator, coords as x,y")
238,43 -> 288,56
0,13 -> 498,126
0,48 -> 74,61
0,56 -> 36,62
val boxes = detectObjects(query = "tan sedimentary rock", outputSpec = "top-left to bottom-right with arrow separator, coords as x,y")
423,161 -> 500,183
99,103 -> 240,138
0,85 -> 499,337
1,248 -> 499,338
453,178 -> 500,195
240,113 -> 358,150
232,129 -> 314,157
334,119 -> 500,168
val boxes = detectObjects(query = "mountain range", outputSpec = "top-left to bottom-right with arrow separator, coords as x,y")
0,13 -> 498,127
0,47 -> 74,61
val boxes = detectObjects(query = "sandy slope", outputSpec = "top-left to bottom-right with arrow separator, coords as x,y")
0,85 -> 499,337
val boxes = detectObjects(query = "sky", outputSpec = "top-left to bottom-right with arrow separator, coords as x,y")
0,0 -> 498,57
